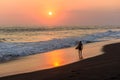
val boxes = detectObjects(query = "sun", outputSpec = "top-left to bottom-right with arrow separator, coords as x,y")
48,11 -> 53,16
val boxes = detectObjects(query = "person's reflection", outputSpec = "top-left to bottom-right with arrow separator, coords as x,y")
75,41 -> 83,59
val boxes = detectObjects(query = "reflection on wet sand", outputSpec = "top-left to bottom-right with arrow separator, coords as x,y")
0,39 -> 108,77
49,51 -> 61,67
0,47 -> 79,77
54,62 -> 60,67
37,47 -> 78,69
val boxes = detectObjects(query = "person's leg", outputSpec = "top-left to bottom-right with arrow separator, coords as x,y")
78,50 -> 80,59
80,50 -> 83,59
78,50 -> 82,59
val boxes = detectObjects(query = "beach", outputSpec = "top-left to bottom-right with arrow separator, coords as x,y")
0,0 -> 120,80
0,39 -> 120,80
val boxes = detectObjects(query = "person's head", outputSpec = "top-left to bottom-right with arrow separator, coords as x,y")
79,41 -> 82,44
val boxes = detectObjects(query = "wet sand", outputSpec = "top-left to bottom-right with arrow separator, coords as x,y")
0,40 -> 105,77
0,39 -> 120,80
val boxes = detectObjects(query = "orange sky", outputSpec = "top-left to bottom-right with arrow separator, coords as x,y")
0,0 -> 120,26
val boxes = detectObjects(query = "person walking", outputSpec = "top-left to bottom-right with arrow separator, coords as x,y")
76,41 -> 83,59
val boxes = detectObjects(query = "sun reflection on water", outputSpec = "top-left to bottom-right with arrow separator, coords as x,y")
54,62 -> 60,67
37,47 -> 78,69
47,50 -> 64,67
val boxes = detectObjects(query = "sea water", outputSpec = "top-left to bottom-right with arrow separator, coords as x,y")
0,26 -> 120,61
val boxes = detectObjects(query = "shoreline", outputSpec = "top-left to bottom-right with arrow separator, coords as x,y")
0,39 -> 120,80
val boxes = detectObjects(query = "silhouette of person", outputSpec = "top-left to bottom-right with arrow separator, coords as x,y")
75,41 -> 83,59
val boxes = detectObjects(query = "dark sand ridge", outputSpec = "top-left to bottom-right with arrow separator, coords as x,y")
0,42 -> 120,80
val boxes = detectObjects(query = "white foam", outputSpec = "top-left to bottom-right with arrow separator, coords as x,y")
0,30 -> 120,61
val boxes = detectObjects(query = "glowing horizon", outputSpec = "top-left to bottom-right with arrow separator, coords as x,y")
0,0 -> 120,26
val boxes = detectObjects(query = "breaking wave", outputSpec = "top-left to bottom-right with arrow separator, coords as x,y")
0,30 -> 120,62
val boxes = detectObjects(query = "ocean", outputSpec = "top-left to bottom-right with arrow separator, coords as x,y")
0,26 -> 120,62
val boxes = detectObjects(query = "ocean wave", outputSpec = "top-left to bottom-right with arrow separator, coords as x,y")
1,26 -> 120,32
0,30 -> 120,62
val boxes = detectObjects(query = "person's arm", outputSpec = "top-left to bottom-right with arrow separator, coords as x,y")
75,45 -> 79,49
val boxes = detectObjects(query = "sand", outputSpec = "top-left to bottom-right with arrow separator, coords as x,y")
0,39 -> 120,80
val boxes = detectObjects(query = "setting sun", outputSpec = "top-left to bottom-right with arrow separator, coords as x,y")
48,11 -> 53,16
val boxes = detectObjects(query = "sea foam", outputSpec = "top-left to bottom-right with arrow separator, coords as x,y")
0,30 -> 120,62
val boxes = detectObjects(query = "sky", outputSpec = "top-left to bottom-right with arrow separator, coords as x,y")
0,0 -> 120,26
